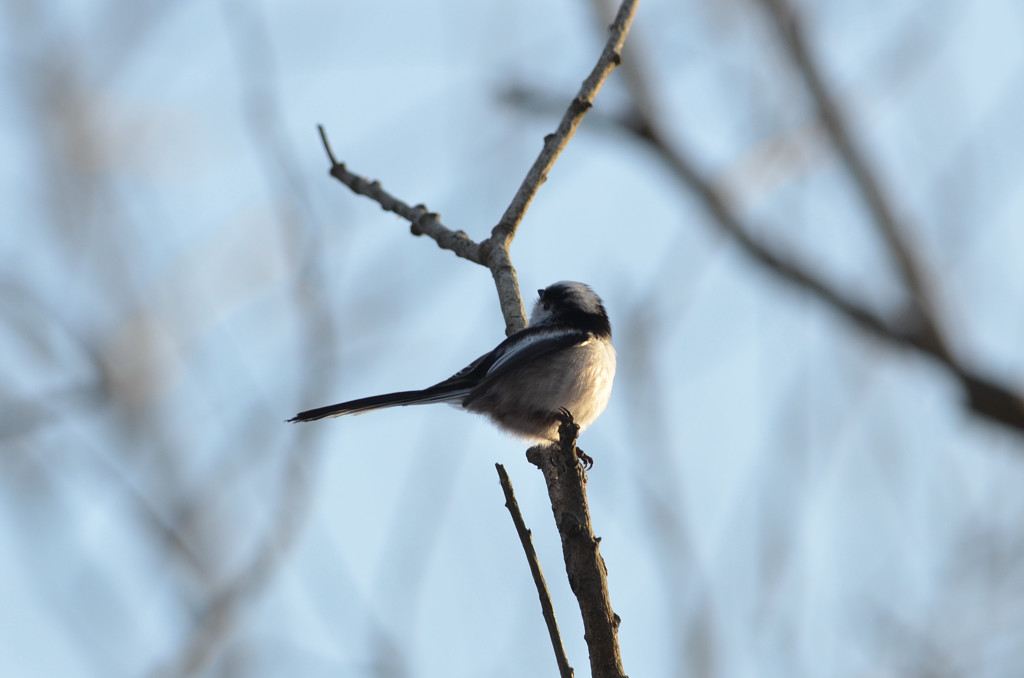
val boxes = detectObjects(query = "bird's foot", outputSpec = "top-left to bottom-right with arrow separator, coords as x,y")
555,408 -> 591,469
576,448 -> 594,470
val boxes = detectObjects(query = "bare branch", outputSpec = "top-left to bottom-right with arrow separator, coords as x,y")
317,126 -> 485,265
496,464 -> 574,678
317,0 -> 638,335
490,0 -> 637,248
630,95 -> 1024,435
526,421 -> 626,678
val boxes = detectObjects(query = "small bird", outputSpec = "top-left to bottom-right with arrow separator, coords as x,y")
289,281 -> 616,446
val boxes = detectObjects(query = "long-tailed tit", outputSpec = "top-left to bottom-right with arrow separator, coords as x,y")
289,281 -> 615,445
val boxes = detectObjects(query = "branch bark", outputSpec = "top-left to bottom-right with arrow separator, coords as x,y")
527,421 -> 627,678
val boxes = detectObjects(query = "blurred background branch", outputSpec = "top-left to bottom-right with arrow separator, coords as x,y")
3,0 -> 1024,677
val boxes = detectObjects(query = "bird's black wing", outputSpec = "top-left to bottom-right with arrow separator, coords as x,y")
475,326 -> 591,385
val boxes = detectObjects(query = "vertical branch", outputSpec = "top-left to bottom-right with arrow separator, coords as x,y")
527,422 -> 627,678
486,0 -> 637,335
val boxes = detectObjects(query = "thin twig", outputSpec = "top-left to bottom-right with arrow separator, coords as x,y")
496,464 -> 574,678
489,0 -> 636,248
485,0 -> 637,334
318,126 -> 485,265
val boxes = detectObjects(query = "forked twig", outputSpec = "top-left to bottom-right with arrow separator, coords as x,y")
319,0 -> 637,335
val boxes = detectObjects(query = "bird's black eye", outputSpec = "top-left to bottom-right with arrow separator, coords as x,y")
537,288 -> 550,310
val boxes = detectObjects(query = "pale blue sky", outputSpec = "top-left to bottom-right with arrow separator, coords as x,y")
3,1 -> 1024,676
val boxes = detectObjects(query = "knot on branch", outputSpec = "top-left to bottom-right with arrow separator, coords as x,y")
410,207 -> 439,236
570,98 -> 594,116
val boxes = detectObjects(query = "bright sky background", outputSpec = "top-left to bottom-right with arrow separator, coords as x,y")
3,0 -> 1024,677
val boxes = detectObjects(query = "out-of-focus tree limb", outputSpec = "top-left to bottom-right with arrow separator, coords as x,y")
148,447 -> 316,678
561,0 -> 1024,436
753,0 -> 952,363
627,97 -> 1024,434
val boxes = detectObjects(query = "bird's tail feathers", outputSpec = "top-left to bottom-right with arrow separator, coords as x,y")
289,387 -> 468,423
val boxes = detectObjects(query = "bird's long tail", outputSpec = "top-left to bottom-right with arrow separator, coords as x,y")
288,387 -> 467,423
